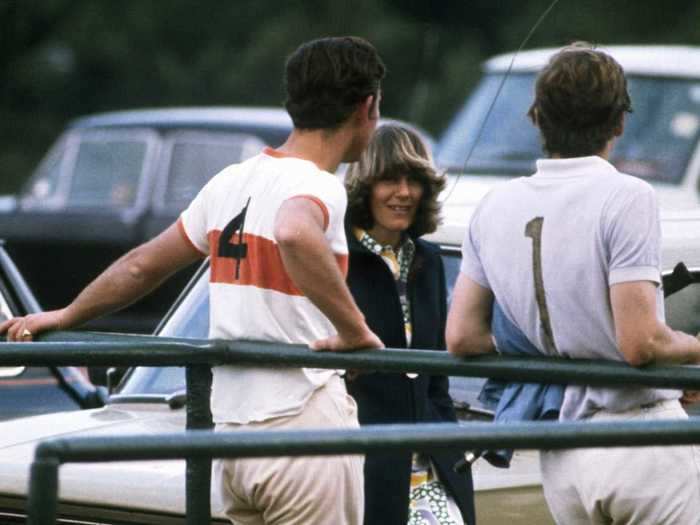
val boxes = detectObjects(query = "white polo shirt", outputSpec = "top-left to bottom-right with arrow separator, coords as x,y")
461,155 -> 679,420
179,148 -> 348,424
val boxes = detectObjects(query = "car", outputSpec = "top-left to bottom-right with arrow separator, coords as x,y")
0,108 -> 434,335
1,184 -> 700,523
0,243 -> 105,421
0,107 -> 292,334
436,45 -> 700,218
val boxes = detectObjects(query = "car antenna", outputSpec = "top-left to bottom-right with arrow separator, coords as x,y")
442,0 -> 563,205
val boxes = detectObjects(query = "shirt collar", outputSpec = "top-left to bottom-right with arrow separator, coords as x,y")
352,228 -> 414,256
534,155 -> 618,179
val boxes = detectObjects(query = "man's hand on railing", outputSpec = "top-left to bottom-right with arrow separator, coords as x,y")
0,310 -> 66,342
680,390 -> 700,407
310,326 -> 384,353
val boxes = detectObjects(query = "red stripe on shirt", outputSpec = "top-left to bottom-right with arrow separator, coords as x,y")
209,230 -> 348,294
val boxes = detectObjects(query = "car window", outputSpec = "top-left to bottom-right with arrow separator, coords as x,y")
117,267 -> 210,396
22,137 -> 67,208
441,249 -> 462,306
437,73 -> 700,185
161,131 -> 266,211
22,129 -> 156,209
67,138 -> 147,208
665,280 -> 700,334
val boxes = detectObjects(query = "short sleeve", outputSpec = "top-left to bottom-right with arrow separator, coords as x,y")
179,176 -> 217,256
460,205 -> 490,288
604,182 -> 661,285
289,174 -> 347,236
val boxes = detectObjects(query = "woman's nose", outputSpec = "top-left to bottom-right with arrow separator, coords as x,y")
396,177 -> 410,196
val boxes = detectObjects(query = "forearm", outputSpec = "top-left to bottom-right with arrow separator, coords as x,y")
612,281 -> 700,366
635,324 -> 700,366
61,248 -> 172,328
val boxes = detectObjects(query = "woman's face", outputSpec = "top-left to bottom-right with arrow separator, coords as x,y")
368,174 -> 424,246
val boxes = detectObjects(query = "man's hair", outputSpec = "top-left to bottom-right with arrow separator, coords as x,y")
345,124 -> 445,238
284,36 -> 386,130
528,42 -> 632,157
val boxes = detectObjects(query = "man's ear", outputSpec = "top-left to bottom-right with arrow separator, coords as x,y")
362,93 -> 380,121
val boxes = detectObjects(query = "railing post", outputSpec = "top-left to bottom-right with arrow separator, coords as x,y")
185,364 -> 213,524
27,455 -> 59,525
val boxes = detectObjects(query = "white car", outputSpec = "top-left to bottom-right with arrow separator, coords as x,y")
437,45 -> 700,216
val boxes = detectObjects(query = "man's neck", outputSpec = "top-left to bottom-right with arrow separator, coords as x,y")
549,139 -> 615,161
276,127 -> 350,173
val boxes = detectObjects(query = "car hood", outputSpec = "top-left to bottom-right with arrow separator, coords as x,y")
0,403 -> 199,516
0,402 -> 542,516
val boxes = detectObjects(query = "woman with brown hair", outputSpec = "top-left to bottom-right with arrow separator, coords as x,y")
344,124 -> 475,525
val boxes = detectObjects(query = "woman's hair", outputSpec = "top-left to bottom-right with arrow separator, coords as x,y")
528,41 -> 633,157
345,124 -> 445,237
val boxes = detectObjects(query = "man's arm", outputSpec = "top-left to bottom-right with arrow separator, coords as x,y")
1,222 -> 203,341
445,273 -> 496,356
274,198 -> 382,352
611,280 -> 700,366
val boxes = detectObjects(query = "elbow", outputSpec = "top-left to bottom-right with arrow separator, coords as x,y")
446,328 -> 488,357
123,247 -> 159,284
619,338 -> 656,367
445,325 -> 465,356
273,222 -> 302,249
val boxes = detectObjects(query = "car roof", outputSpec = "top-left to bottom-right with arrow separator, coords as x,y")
69,106 -> 294,131
484,45 -> 700,79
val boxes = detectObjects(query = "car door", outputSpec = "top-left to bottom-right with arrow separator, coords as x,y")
0,246 -> 104,421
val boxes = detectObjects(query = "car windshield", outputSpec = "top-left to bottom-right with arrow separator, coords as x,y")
22,129 -> 155,209
161,131 -> 266,211
437,73 -> 700,184
116,251 -> 488,409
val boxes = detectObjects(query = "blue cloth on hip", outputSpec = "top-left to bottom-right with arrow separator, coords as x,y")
477,302 -> 564,468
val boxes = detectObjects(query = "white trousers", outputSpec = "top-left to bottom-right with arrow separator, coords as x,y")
212,376 -> 364,525
540,399 -> 700,525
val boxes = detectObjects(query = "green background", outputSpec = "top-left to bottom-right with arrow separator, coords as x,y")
3,0 -> 700,193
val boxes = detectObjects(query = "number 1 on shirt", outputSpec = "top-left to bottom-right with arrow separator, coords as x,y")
218,197 -> 251,280
525,217 -> 557,352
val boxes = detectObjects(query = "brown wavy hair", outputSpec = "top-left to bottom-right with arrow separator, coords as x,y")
528,42 -> 633,157
345,124 -> 445,238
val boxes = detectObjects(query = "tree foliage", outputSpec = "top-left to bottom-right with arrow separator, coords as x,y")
2,0 -> 700,192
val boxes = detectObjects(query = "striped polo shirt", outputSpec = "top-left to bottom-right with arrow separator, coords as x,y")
179,148 -> 348,424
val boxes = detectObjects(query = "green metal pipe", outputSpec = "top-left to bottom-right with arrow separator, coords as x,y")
33,419 -> 700,464
185,365 -> 213,525
1,332 -> 700,389
26,457 -> 59,525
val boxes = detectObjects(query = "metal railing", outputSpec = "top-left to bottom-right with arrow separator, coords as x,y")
3,331 -> 700,524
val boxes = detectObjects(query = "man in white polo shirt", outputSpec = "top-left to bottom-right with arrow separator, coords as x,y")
446,42 -> 700,524
2,36 -> 385,524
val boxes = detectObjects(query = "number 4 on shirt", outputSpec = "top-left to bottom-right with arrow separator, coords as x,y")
218,197 -> 251,280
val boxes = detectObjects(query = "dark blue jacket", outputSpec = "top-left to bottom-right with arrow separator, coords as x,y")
345,229 -> 475,525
